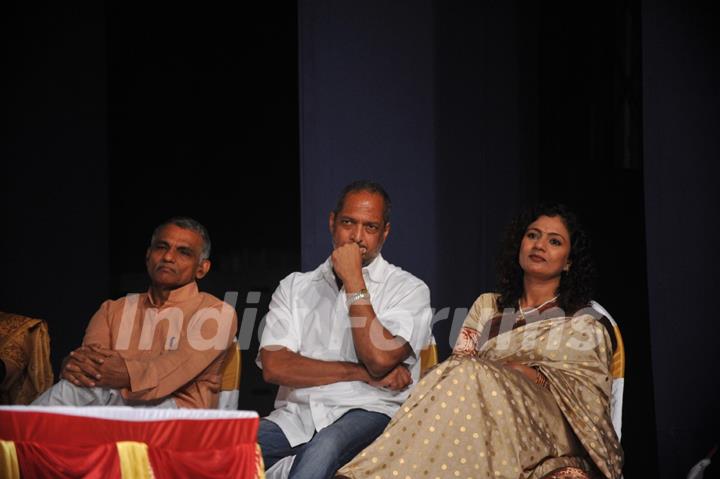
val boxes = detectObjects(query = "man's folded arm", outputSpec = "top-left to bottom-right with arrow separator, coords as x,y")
259,346 -> 371,388
349,282 -> 431,378
347,304 -> 411,378
122,307 -> 238,401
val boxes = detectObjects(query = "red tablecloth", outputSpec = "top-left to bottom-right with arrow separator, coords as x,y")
0,406 -> 262,478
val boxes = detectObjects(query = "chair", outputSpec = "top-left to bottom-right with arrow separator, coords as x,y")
419,336 -> 439,376
218,342 -> 241,410
590,301 -> 625,441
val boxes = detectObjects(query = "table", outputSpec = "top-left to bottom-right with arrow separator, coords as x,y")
0,406 -> 263,478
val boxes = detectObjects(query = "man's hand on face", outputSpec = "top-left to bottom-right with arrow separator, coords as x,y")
367,364 -> 412,391
331,242 -> 365,291
61,345 -> 112,388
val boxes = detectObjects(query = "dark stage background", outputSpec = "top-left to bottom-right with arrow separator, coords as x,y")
2,1 -> 719,478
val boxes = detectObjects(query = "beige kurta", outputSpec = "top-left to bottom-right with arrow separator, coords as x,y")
82,281 -> 237,408
337,293 -> 623,479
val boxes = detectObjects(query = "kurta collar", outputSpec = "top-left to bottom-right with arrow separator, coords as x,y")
145,281 -> 199,307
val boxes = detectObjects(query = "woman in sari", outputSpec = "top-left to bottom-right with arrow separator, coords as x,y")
337,203 -> 623,479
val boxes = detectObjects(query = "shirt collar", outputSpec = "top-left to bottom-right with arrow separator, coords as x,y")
145,281 -> 199,307
315,254 -> 388,286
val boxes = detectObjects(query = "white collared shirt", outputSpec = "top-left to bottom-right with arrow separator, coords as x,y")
257,255 -> 433,446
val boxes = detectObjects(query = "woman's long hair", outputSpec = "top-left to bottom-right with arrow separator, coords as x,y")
496,203 -> 595,315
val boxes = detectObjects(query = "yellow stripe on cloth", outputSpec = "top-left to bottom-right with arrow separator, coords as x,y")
116,441 -> 154,479
0,440 -> 20,479
255,443 -> 266,479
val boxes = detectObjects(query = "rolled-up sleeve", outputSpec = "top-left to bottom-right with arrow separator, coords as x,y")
375,281 -> 433,362
257,274 -> 300,369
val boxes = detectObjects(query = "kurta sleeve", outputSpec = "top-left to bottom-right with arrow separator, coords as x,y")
120,301 -> 238,402
82,300 -> 114,349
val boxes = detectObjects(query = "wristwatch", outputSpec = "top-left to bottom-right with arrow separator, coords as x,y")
347,288 -> 370,307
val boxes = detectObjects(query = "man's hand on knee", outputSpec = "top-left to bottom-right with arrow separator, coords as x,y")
86,345 -> 130,389
61,346 -> 109,387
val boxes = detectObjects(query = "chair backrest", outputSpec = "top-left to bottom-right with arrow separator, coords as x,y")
419,336 -> 438,377
590,301 -> 624,440
218,342 -> 241,410
609,322 -> 625,382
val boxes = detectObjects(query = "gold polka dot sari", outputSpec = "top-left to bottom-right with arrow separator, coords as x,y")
337,294 -> 623,479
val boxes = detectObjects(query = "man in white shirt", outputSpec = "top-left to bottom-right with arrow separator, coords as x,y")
257,180 -> 433,479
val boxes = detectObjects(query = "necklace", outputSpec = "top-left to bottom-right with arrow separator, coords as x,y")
517,295 -> 558,322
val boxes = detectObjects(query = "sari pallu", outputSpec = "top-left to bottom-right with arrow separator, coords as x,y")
337,294 -> 623,479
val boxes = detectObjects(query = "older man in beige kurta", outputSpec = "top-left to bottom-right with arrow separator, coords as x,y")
85,281 -> 236,408
33,218 -> 237,409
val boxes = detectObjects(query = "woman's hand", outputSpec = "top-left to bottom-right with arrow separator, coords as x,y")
452,327 -> 480,357
504,361 -> 548,388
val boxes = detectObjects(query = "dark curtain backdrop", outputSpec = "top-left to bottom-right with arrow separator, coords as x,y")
433,1 -> 538,354
1,3 -> 109,371
297,0 -> 536,352
535,3 -> 659,476
1,2 -> 301,414
297,0 -> 437,290
642,1 -> 720,477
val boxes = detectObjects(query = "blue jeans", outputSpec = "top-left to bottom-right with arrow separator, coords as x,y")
258,409 -> 390,479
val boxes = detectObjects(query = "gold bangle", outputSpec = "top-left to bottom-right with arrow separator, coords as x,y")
534,368 -> 548,388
